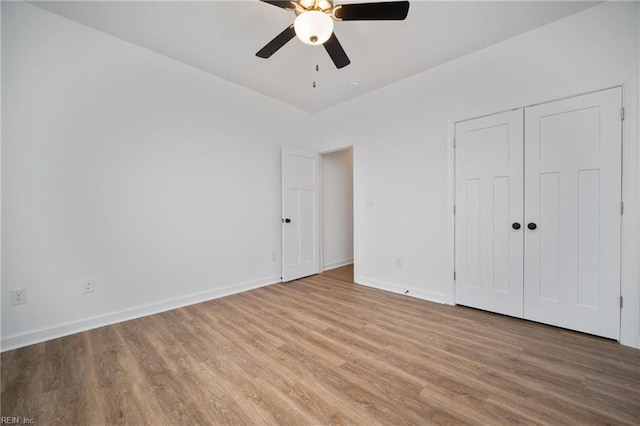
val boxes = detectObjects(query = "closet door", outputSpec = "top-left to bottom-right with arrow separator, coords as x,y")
455,110 -> 524,317
524,87 -> 622,339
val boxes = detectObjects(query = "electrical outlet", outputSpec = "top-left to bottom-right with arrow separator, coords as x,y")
395,257 -> 403,268
82,279 -> 95,294
272,252 -> 277,262
10,289 -> 27,306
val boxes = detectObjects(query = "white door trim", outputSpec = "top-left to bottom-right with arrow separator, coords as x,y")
620,76 -> 640,348
319,146 -> 355,273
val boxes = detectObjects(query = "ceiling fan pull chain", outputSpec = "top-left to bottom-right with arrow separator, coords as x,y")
312,45 -> 319,88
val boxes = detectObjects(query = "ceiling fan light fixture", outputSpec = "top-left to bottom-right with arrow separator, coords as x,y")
294,11 -> 334,46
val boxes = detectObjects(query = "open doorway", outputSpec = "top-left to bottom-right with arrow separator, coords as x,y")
321,148 -> 354,279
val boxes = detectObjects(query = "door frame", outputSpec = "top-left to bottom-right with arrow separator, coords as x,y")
446,80 -> 639,348
319,146 -> 356,275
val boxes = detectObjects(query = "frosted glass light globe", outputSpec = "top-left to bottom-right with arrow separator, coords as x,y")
294,11 -> 334,46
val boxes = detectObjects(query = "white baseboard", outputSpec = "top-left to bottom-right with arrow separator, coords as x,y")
355,276 -> 447,304
323,258 -> 354,271
1,275 -> 281,352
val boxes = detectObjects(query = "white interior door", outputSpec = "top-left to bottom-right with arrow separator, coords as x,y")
524,88 -> 622,339
282,146 -> 320,282
455,109 -> 524,318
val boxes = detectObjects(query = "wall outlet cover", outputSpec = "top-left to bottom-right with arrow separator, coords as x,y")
82,279 -> 95,294
10,289 -> 27,306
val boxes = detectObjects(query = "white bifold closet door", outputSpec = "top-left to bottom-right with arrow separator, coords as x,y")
524,88 -> 622,340
455,87 -> 622,339
455,109 -> 524,318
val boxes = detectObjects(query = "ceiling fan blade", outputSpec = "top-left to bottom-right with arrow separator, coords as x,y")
256,25 -> 296,58
259,0 -> 295,10
323,33 -> 350,69
335,1 -> 409,21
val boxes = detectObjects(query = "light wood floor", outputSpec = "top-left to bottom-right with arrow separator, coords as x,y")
2,265 -> 640,425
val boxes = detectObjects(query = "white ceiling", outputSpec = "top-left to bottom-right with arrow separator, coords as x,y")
31,0 -> 599,112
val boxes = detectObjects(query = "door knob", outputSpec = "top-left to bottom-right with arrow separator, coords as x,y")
527,222 -> 537,230
284,218 -> 291,223
512,223 -> 521,230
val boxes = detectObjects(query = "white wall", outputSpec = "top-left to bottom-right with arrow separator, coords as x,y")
313,2 -> 640,347
322,148 -> 353,270
1,2 -> 311,350
3,1 -> 640,351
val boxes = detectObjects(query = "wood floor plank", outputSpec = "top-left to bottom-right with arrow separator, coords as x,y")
3,264 -> 640,425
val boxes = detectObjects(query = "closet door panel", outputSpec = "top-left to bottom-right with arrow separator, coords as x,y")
524,87 -> 622,339
455,110 -> 524,318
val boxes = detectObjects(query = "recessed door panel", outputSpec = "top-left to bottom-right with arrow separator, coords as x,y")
302,189 -> 316,263
539,172 -> 560,302
539,106 -> 601,160
466,124 -> 511,166
465,178 -> 481,288
288,189 -> 301,266
577,169 -> 600,309
493,176 -> 510,294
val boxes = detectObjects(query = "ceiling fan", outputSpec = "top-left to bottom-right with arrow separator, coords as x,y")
256,0 -> 410,69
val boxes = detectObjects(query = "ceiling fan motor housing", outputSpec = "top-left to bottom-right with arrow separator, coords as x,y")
294,0 -> 334,15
